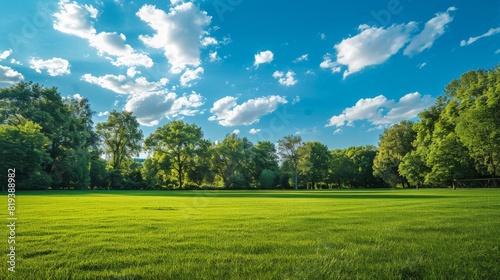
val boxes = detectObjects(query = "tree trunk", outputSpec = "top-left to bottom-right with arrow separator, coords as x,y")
294,169 -> 298,190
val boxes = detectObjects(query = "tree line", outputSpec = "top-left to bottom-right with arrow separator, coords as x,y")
1,65 -> 499,190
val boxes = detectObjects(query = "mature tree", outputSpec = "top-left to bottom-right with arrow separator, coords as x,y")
328,149 -> 355,189
453,67 -> 500,177
373,121 -> 416,188
345,146 -> 380,188
399,99 -> 446,188
0,121 -> 51,190
144,121 -> 205,188
278,135 -> 302,190
424,100 -> 477,188
186,139 -> 214,187
251,141 -> 279,187
210,134 -> 254,188
96,110 -> 143,170
298,141 -> 330,189
0,82 -> 97,189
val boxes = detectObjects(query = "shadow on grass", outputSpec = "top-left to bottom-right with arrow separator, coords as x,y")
15,190 -> 452,200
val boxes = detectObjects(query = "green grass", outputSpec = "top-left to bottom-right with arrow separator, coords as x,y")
2,189 -> 500,279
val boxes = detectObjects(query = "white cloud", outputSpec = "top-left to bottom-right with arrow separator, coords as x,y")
29,57 -> 71,76
292,96 -> 301,105
294,54 -> 308,63
53,0 -> 97,39
90,31 -> 153,68
249,128 -> 261,135
98,111 -> 109,117
273,71 -> 298,86
326,92 -> 434,128
320,54 -> 341,73
82,74 -> 169,95
460,27 -> 500,47
72,93 -> 83,101
209,51 -> 221,62
127,67 -> 140,78
333,128 -> 342,135
320,33 -> 326,40
125,91 -> 204,126
10,59 -> 22,65
232,129 -> 240,135
0,49 -> 12,60
0,65 -> 24,85
209,95 -> 287,127
404,7 -> 456,56
53,1 -> 153,68
323,7 -> 457,77
253,50 -> 274,68
180,67 -> 204,87
496,49 -> 500,55
418,62 -> 427,69
332,23 -> 417,78
137,3 -> 212,73
201,37 -> 218,47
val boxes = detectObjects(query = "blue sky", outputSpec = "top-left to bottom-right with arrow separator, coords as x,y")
0,0 -> 499,150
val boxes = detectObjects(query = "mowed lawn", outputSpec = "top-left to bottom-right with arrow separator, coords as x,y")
2,189 -> 500,279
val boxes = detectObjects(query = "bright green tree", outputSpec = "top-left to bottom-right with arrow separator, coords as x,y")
144,121 -> 205,188
0,121 -> 51,190
298,141 -> 330,189
96,110 -> 143,170
373,120 -> 416,188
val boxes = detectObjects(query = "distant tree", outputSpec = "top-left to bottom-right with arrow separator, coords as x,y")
345,146 -> 380,188
96,110 -> 143,170
328,149 -> 355,189
278,135 -> 302,190
251,141 -> 279,186
210,134 -> 254,188
373,121 -> 416,188
298,141 -> 330,189
144,121 -> 205,188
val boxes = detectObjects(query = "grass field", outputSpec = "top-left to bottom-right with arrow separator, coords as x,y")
2,189 -> 500,279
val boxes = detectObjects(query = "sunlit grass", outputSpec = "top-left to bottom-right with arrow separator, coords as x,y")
2,189 -> 499,279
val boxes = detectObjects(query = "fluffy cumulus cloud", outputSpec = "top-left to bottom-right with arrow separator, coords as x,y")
125,91 -> 204,126
82,74 -> 169,95
180,67 -> 204,87
249,128 -> 261,135
209,95 -> 287,127
404,7 -> 456,56
136,3 -> 212,74
325,92 -> 434,128
29,57 -> 71,76
460,27 -> 500,47
0,49 -> 12,60
329,23 -> 417,78
273,71 -> 298,86
322,7 -> 456,78
0,65 -> 24,85
254,50 -> 274,68
53,0 -> 153,68
209,51 -> 221,62
82,71 -> 204,126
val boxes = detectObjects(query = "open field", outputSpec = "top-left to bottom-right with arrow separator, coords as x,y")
2,189 -> 500,279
